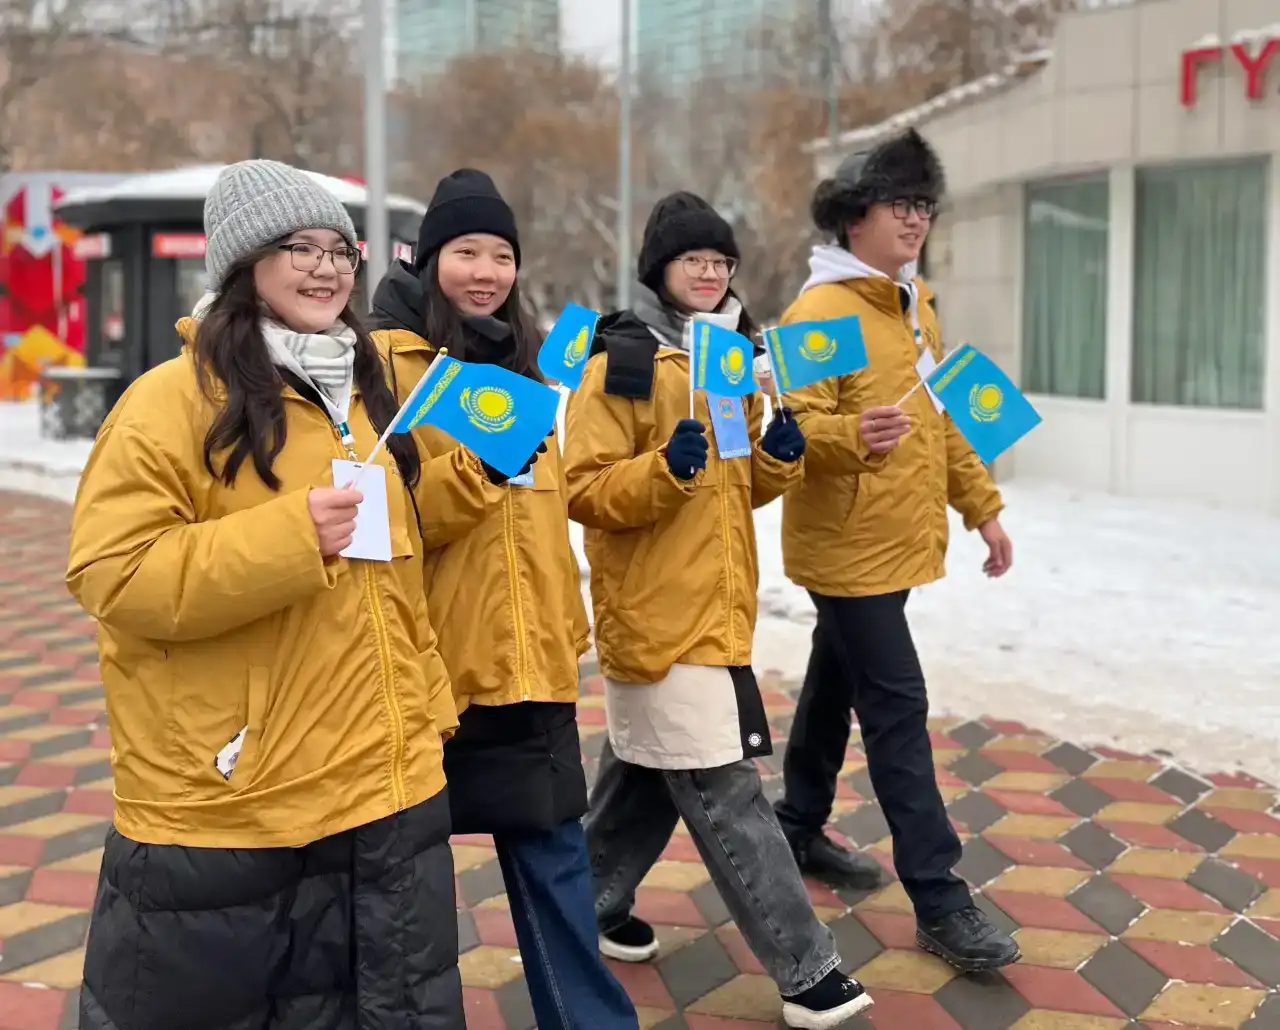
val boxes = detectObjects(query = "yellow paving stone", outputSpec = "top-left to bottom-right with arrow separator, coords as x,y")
1108,848 -> 1205,880
45,849 -> 104,874
829,799 -> 862,817
1140,983 -> 1265,1028
985,734 -> 1053,753
0,865 -> 30,879
856,882 -> 915,915
986,814 -> 1080,839
986,771 -> 1071,793
1094,801 -> 1182,825
1222,834 -> 1280,860
449,845 -> 496,872
1122,909 -> 1234,945
31,747 -> 110,766
457,946 -> 523,989
636,1006 -> 672,1030
1246,891 -> 1280,919
686,974 -> 781,1020
1011,1014 -> 1127,1030
1083,760 -> 1161,782
854,949 -> 957,993
76,778 -> 115,792
3,812 -> 106,838
652,924 -> 703,956
990,866 -> 1092,898
937,784 -> 966,803
1202,788 -> 1278,812
0,785 -> 60,806
1011,929 -> 1107,970
932,748 -> 964,766
640,860 -> 711,892
0,901 -> 84,937
0,948 -> 85,988
838,758 -> 867,776
7,724 -> 85,742
812,905 -> 845,923
475,894 -> 510,911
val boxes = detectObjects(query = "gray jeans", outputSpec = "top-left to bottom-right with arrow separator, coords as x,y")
584,740 -> 841,996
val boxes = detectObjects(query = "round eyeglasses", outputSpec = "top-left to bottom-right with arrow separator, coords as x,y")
278,242 -> 362,275
681,255 -> 738,280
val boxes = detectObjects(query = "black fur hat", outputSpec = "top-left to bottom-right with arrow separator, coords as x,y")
811,128 -> 946,240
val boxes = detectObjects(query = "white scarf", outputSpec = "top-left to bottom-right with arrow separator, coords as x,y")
675,297 -> 744,352
800,244 -> 923,346
192,291 -> 357,425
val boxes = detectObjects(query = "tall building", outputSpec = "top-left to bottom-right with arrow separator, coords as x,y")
634,0 -> 775,88
395,0 -> 560,83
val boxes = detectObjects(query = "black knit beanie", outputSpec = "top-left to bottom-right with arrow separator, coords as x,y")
414,168 -> 520,270
636,191 -> 739,291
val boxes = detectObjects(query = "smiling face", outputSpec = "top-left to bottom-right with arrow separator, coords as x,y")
435,233 -> 516,317
252,228 -> 356,333
663,248 -> 732,313
849,199 -> 933,274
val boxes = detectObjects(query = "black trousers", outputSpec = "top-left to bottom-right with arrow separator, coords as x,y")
775,589 -> 970,922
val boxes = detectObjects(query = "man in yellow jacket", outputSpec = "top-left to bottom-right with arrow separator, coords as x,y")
774,129 -> 1020,972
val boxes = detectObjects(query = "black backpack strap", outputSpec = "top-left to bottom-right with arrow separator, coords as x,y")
601,334 -> 659,400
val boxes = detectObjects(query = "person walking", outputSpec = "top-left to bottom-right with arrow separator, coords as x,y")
370,168 -> 639,1030
66,160 -> 464,1029
772,129 -> 1020,972
566,191 -> 873,1029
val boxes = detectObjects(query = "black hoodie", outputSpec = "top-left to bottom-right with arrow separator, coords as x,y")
370,259 -> 426,336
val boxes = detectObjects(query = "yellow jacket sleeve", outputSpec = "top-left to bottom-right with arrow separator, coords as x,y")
413,445 -> 506,550
945,418 -> 1005,530
67,423 -> 337,642
748,394 -> 804,509
787,374 -> 890,477
564,357 -> 697,530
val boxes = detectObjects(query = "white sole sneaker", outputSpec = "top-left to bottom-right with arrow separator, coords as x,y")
598,934 -> 660,963
781,990 -> 874,1029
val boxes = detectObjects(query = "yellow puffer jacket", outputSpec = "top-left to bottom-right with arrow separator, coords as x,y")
66,322 -> 455,849
564,342 -> 803,684
374,329 -> 590,711
780,276 -> 1003,597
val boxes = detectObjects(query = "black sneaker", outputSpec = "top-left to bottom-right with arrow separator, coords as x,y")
781,970 -> 873,1029
793,832 -> 884,890
598,915 -> 659,963
917,905 -> 1020,971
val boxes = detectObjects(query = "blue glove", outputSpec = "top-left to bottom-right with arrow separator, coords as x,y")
760,407 -> 806,463
665,419 -> 708,481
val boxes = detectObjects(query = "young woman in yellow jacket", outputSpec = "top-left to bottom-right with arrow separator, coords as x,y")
66,161 -> 463,1030
566,192 -> 874,1029
369,169 -> 638,1030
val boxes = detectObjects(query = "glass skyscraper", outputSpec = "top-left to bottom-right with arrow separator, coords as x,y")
395,0 -> 560,83
634,0 -> 774,88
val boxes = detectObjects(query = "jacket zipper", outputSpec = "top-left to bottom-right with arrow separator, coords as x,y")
502,491 -> 530,699
333,420 -> 409,811
718,449 -> 738,664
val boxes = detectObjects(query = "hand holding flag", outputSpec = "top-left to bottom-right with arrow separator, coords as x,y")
536,302 -> 599,390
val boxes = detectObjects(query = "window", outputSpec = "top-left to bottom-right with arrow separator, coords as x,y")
175,259 -> 207,318
1021,177 -> 1109,399
1132,160 -> 1268,409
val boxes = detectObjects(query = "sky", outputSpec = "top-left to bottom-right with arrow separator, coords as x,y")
561,0 -> 621,66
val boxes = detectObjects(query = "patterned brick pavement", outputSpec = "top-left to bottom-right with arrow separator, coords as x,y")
1,490 -> 1279,1030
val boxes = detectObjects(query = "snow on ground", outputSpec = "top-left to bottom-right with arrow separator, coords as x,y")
8,399 -> 1280,781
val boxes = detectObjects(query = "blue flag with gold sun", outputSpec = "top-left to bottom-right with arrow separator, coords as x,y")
925,343 -> 1042,464
689,319 -> 757,398
764,316 -> 868,392
536,302 -> 600,390
389,355 -> 561,478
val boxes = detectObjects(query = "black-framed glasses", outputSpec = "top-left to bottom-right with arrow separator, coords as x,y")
680,255 -> 738,279
891,198 -> 939,221
279,242 -> 361,275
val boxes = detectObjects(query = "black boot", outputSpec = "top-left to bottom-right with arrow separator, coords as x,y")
917,905 -> 1020,972
792,831 -> 884,890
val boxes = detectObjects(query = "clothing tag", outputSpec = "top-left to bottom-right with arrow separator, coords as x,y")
508,468 -> 535,487
706,393 -> 751,460
914,351 -> 946,414
332,459 -> 392,561
214,726 -> 247,781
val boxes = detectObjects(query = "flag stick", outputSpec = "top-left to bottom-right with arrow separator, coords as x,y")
760,327 -> 786,415
346,348 -> 448,490
894,343 -> 961,408
687,321 -> 697,420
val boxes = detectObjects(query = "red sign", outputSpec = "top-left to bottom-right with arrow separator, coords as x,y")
152,233 -> 207,258
1181,33 -> 1279,108
73,233 -> 111,260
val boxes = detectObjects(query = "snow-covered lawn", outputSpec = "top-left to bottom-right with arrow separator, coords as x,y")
7,400 -> 1280,781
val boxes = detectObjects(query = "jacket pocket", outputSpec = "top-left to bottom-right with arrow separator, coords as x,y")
227,665 -> 269,789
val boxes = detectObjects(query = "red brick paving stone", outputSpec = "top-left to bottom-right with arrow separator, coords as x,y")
1125,938 -> 1263,987
986,790 -> 1077,817
1099,821 -> 1204,852
935,769 -> 966,789
9,691 -> 62,710
62,789 -> 114,818
1001,964 -> 1125,1017
986,836 -> 1091,870
0,739 -> 33,761
633,887 -> 706,927
1095,746 -> 1152,761
0,834 -> 44,866
1234,857 -> 1280,887
803,879 -> 845,910
684,1016 -> 776,1030
603,959 -> 675,1008
834,779 -> 863,801
577,706 -> 607,727
461,987 -> 505,1030
864,988 -> 962,1029
25,866 -> 99,908
1089,778 -> 1183,805
470,907 -> 518,949
985,719 -> 1032,735
985,890 -> 1105,933
929,730 -> 961,749
46,707 -> 102,726
89,728 -> 112,748
714,924 -> 766,975
0,981 -> 68,1030
13,764 -> 78,789
1204,806 -> 1280,835
451,833 -> 495,847
866,849 -> 896,877
855,910 -> 919,950
1109,875 -> 1228,913
660,833 -> 703,864
980,750 -> 1062,773
1207,771 -> 1272,789
1256,918 -> 1280,939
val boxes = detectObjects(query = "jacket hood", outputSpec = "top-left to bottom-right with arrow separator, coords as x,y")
370,259 -> 426,335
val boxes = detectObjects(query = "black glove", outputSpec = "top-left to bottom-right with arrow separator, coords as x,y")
760,407 -> 806,463
664,419 -> 708,481
482,440 -> 547,485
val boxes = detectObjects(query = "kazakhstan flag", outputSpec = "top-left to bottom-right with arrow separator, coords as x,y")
689,319 -> 757,398
536,302 -> 599,390
763,316 -> 867,392
390,355 -> 561,478
926,344 -> 1042,464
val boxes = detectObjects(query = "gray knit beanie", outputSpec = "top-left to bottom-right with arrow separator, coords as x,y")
203,159 -> 358,290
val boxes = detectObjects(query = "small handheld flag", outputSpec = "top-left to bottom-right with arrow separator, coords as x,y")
763,316 -> 867,392
688,319 -> 757,399
537,302 -> 599,390
926,344 -> 1042,464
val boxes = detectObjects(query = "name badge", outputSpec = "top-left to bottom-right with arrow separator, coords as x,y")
332,459 -> 392,562
706,393 -> 751,460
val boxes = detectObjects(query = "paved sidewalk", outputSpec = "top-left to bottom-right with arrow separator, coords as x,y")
1,492 -> 1278,1030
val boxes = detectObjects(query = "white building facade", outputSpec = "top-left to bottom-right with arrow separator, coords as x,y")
812,0 -> 1280,516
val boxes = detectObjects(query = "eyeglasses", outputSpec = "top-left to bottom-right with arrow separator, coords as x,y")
891,198 -> 939,221
279,242 -> 361,275
681,255 -> 738,279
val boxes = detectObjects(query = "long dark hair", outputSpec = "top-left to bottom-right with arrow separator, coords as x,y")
420,252 -> 544,381
194,246 -> 422,491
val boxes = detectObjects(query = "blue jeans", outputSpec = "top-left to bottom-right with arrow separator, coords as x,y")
495,818 -> 638,1030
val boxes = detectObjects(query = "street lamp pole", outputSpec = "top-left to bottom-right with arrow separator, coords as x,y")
616,0 -> 633,310
363,0 -> 389,297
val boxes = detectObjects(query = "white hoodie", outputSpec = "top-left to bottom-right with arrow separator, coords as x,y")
801,244 -> 923,345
